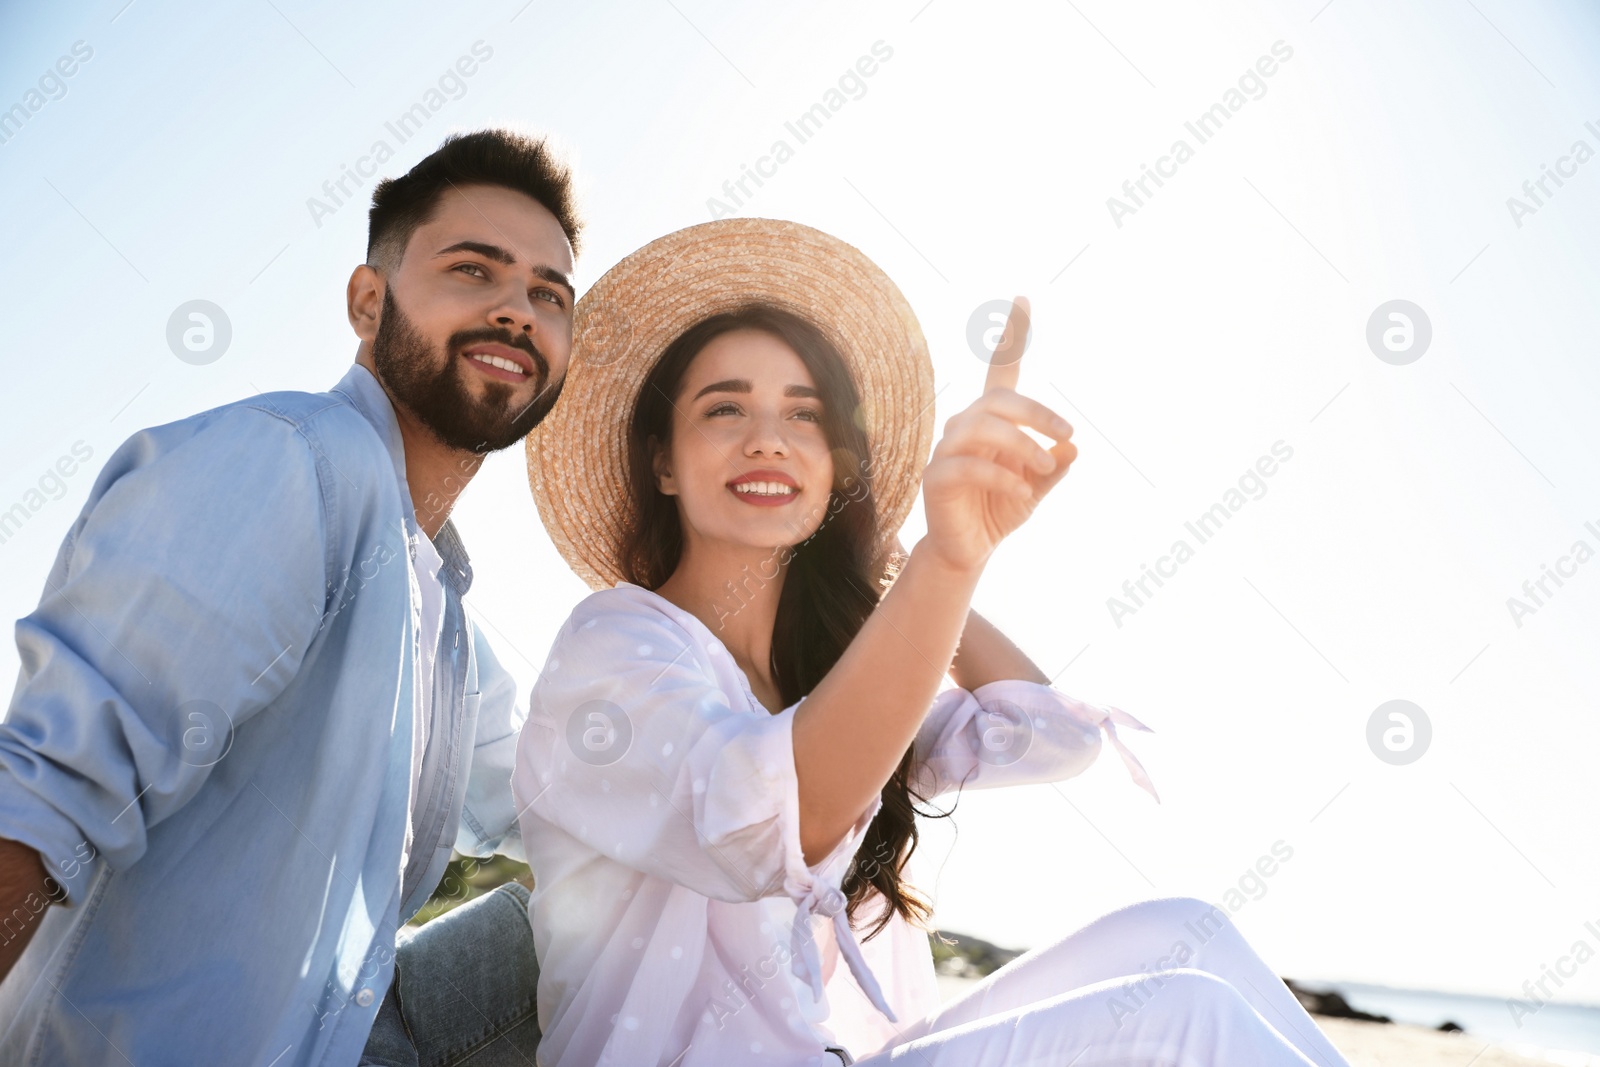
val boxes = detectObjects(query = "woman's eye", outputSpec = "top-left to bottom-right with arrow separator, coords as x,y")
705,402 -> 741,417
792,408 -> 822,422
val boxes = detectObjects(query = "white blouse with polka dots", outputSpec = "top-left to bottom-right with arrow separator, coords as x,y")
512,583 -> 1157,1067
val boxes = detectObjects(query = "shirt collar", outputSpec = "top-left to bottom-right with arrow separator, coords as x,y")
330,363 -> 475,598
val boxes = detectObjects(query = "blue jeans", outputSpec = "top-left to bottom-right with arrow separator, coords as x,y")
360,883 -> 542,1066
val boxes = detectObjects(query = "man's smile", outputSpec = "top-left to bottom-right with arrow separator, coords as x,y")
462,342 -> 535,382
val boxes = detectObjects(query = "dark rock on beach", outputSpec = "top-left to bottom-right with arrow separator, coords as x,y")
1283,978 -> 1393,1024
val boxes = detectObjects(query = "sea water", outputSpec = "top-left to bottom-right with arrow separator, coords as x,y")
1334,981 -> 1600,1063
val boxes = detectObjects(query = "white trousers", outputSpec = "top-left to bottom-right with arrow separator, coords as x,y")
850,897 -> 1352,1067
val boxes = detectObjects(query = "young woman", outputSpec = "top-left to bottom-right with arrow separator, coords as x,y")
514,219 -> 1350,1067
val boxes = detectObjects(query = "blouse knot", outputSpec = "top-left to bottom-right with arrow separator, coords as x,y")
787,872 -> 900,1024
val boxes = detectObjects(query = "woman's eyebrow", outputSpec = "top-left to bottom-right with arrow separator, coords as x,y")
690,380 -> 821,400
691,378 -> 750,400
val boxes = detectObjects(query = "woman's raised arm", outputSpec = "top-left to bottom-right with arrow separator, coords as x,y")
790,298 -> 1076,863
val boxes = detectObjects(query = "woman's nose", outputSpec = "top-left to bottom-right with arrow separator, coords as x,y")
743,413 -> 788,456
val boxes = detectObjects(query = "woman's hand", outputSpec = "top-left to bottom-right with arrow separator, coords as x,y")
919,297 -> 1076,574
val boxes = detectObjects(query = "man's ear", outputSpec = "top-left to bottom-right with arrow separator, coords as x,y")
649,436 -> 678,496
347,264 -> 384,344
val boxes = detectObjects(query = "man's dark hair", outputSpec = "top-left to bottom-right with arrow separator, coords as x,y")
366,128 -> 582,274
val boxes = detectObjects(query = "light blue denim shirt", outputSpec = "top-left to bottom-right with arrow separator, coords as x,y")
0,364 -> 526,1066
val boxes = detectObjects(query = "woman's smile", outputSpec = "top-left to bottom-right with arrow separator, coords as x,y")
727,468 -> 800,507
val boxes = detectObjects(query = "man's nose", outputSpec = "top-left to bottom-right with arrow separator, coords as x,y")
488,287 -> 540,338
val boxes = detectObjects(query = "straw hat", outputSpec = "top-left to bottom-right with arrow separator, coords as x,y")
525,217 -> 935,591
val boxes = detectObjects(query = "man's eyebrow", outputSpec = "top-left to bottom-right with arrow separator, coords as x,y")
436,240 -> 516,265
532,264 -> 576,298
690,379 -> 822,401
435,240 -> 575,297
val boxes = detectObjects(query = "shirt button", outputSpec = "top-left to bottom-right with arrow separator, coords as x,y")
355,988 -> 375,1007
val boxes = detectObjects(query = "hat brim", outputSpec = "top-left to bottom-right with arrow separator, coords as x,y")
525,217 -> 935,591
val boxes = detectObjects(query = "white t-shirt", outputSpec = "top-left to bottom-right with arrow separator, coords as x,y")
511,583 -> 1158,1067
403,529 -> 447,872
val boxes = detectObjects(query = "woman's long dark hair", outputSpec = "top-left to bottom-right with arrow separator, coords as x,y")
618,303 -> 954,940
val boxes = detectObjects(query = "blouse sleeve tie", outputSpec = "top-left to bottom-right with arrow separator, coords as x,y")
1068,695 -> 1161,803
788,876 -> 900,1023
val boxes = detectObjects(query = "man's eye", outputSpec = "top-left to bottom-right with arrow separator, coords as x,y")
534,289 -> 565,308
455,263 -> 488,278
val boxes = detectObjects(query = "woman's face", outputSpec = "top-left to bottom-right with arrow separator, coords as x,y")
655,328 -> 837,553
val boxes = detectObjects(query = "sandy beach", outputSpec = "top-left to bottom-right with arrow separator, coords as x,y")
1314,1016 -> 1564,1066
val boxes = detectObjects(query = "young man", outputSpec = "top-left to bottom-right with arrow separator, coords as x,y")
0,129 -> 575,1065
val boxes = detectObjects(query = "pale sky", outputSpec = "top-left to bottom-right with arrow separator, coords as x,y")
2,0 -> 1598,1005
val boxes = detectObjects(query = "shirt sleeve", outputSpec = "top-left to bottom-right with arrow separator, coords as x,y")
454,618 -> 527,863
909,679 -> 1160,802
0,408 -> 331,903
518,591 -> 878,906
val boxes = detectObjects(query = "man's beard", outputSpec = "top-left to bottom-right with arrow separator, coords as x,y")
370,287 -> 564,454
